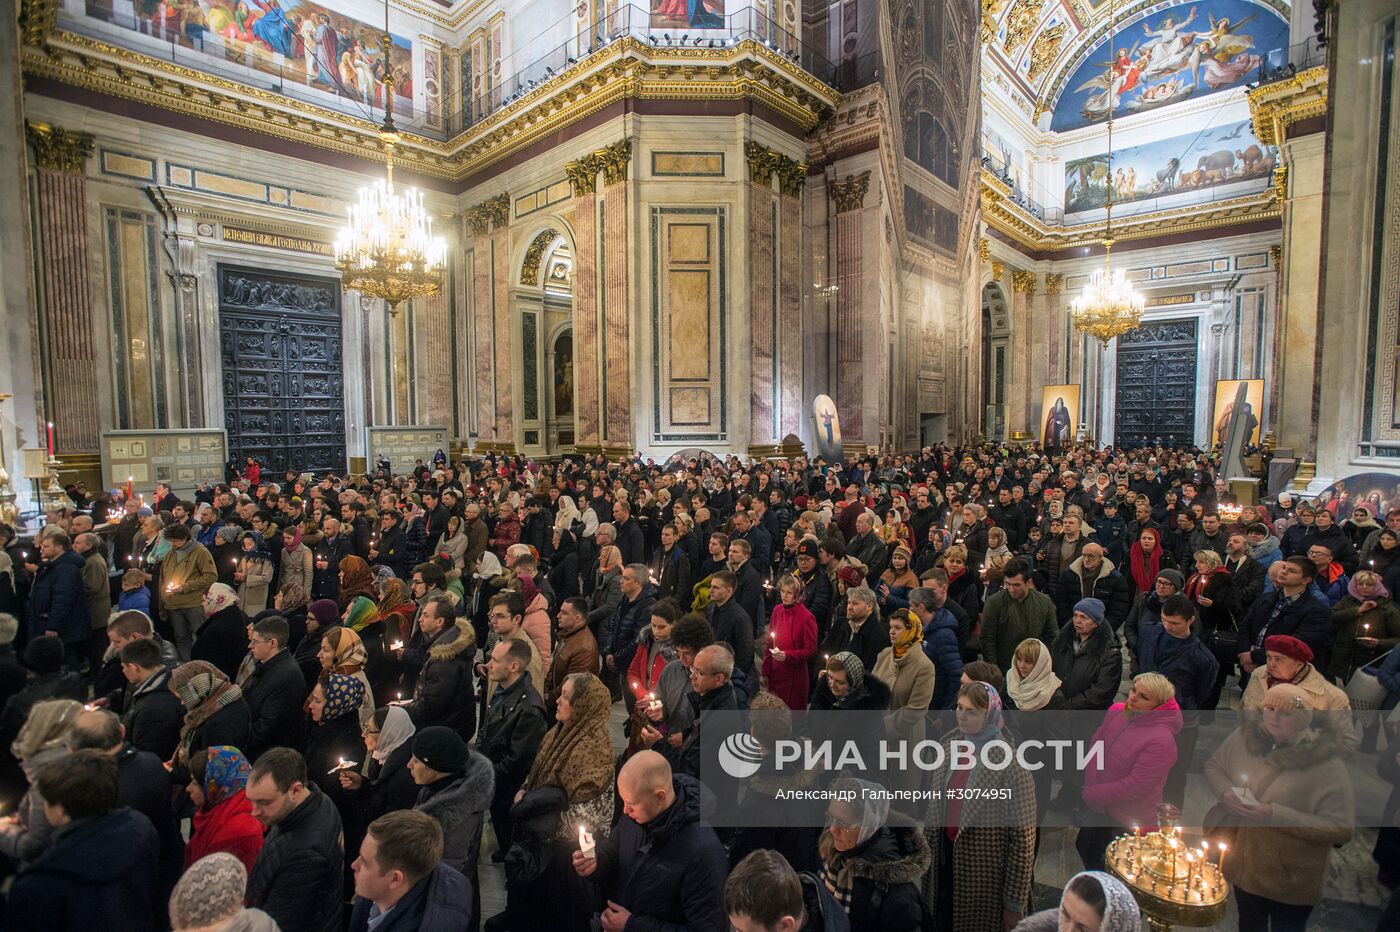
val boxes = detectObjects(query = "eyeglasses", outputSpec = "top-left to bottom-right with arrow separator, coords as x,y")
249,637 -> 271,646
826,811 -> 860,829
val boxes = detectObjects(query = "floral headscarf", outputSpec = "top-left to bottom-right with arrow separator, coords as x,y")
200,746 -> 251,807
323,626 -> 368,672
960,681 -> 1005,746
523,673 -> 614,803
278,581 -> 308,611
345,596 -> 378,632
202,582 -> 239,617
377,577 -> 409,614
318,672 -> 366,723
338,556 -> 376,606
373,565 -> 398,593
891,608 -> 923,660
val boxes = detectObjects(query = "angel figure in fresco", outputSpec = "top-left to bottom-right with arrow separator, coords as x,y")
1075,45 -> 1140,121
1140,7 -> 1200,77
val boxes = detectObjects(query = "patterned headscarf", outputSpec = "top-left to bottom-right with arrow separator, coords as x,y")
170,662 -> 243,764
828,651 -> 865,694
338,556 -> 376,606
344,596 -> 378,633
318,672 -> 366,723
278,581 -> 308,612
1063,872 -> 1142,932
200,746 -> 251,807
374,565 -> 398,592
891,608 -> 923,660
377,577 -> 409,614
323,626 -> 368,672
523,673 -> 614,804
201,582 -> 239,617
960,680 -> 1005,746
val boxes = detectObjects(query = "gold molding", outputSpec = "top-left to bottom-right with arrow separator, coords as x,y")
745,140 -> 778,184
597,139 -> 632,187
520,228 -> 561,285
1012,269 -> 1037,294
1272,165 -> 1289,205
1269,244 -> 1282,268
1044,272 -> 1064,294
830,171 -> 871,212
22,33 -> 838,184
991,260 -> 1004,281
978,238 -> 990,261
466,192 -> 509,236
776,155 -> 807,197
18,0 -> 58,48
1247,67 -> 1329,148
25,121 -> 94,174
565,154 -> 602,197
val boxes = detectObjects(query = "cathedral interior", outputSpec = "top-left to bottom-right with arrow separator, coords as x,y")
0,0 -> 1394,503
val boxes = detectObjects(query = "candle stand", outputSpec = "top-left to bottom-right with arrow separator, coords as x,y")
1104,811 -> 1228,932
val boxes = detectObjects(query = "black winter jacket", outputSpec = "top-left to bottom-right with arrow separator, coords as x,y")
1054,559 -> 1132,630
190,605 -> 248,682
477,675 -> 549,799
590,773 -> 729,932
408,620 -> 478,741
348,862 -> 473,932
826,825 -> 930,932
1235,588 -> 1335,670
707,598 -> 757,678
1049,622 -> 1123,711
415,751 -> 495,880
27,550 -> 89,644
122,668 -> 184,761
243,649 -> 308,759
246,783 -> 345,932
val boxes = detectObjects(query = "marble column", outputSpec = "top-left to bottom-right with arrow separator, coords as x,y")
597,141 -> 632,457
1274,132 -> 1326,456
745,142 -> 779,456
565,154 -> 602,453
831,171 -> 871,446
1012,270 -> 1039,436
777,159 -> 805,441
26,121 -> 97,454
466,192 -> 512,452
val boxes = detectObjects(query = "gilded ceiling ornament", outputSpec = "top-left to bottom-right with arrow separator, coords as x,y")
1026,22 -> 1066,84
25,121 -> 94,174
1001,0 -> 1044,55
980,0 -> 1008,46
978,238 -> 990,261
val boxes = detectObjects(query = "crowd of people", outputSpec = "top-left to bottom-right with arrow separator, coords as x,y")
0,442 -> 1392,932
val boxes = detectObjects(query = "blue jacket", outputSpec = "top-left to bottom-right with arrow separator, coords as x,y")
348,862 -> 472,932
921,608 -> 964,710
28,550 -> 90,644
1138,627 -> 1219,711
117,587 -> 152,615
1375,647 -> 1400,711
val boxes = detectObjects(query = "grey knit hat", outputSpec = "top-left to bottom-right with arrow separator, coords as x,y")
169,852 -> 246,929
1157,568 -> 1186,591
829,650 -> 866,693
1073,598 -> 1106,626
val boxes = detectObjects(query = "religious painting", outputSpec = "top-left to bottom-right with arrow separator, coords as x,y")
1050,0 -> 1288,132
811,394 -> 842,463
83,0 -> 414,117
553,331 -> 574,418
1040,385 -> 1080,450
1313,473 -> 1400,523
1212,378 -> 1264,447
650,0 -> 725,29
1063,120 -> 1275,213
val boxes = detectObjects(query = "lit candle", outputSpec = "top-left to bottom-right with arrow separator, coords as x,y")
46,421 -> 54,457
391,640 -> 404,650
578,824 -> 596,859
327,756 -> 358,775
1217,842 -> 1228,875
127,476 -> 134,498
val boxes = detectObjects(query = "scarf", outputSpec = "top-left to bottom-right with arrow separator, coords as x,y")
1129,541 -> 1163,592
201,746 -> 251,807
961,681 -> 1005,746
1185,567 -> 1228,601
1347,577 -> 1390,601
345,596 -> 378,633
319,671 -> 366,722
202,582 -> 239,617
324,626 -> 368,673
283,525 -> 303,552
523,673 -> 615,804
372,705 -> 417,764
172,662 -> 243,763
819,778 -> 890,913
1063,872 -> 1143,932
1007,641 -> 1062,711
338,556 -> 376,606
377,577 -> 409,614
1245,534 -> 1280,562
891,608 -> 922,660
1266,661 -> 1312,690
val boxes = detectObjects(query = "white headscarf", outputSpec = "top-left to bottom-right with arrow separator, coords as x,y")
372,705 -> 416,764
1007,639 -> 1062,712
1063,871 -> 1141,932
555,496 -> 581,529
831,777 -> 890,846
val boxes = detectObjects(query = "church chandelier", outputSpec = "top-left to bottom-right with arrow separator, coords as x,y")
1070,0 -> 1144,345
334,2 -> 446,316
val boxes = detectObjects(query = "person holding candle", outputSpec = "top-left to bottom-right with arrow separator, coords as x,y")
234,531 -> 274,616
159,522 -> 219,663
0,698 -> 82,864
1329,569 -> 1400,679
182,746 -> 264,873
624,598 -> 680,751
304,671 -> 366,807
763,576 -> 818,712
1204,682 -> 1354,931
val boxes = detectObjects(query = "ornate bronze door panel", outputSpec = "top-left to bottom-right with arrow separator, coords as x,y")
218,267 -> 346,475
1114,318 -> 1198,446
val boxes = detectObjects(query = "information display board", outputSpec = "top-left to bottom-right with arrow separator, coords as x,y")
101,429 -> 228,497
367,427 -> 450,474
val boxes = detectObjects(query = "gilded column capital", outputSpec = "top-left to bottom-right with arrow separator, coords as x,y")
1044,272 -> 1064,294
745,141 -> 778,185
1012,270 -> 1038,294
1271,165 -> 1288,205
482,192 -> 510,230
991,260 -> 1004,282
1269,244 -> 1282,268
978,238 -> 990,262
465,206 -> 490,237
596,139 -> 632,187
26,122 -> 94,174
830,171 -> 871,213
18,0 -> 59,48
775,156 -> 808,197
565,156 -> 602,197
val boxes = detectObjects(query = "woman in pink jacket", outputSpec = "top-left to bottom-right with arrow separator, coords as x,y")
762,575 -> 818,711
517,575 -> 553,677
1076,672 -> 1182,871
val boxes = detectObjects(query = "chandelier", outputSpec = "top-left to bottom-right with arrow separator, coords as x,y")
1070,0 -> 1144,345
335,14 -> 446,316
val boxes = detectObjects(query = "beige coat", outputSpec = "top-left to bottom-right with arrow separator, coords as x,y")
1203,720 -> 1353,905
236,555 -> 274,616
1240,663 -> 1357,749
872,645 -> 936,798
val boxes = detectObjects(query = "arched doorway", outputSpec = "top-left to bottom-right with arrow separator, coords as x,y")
516,225 -> 576,456
982,282 -> 1010,440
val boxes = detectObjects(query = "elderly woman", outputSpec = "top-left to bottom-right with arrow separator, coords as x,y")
337,705 -> 419,827
170,661 -> 250,770
1076,673 -> 1182,870
1329,569 -> 1400,677
0,699 -> 81,863
191,582 -> 249,682
1012,871 -> 1141,932
1050,598 -> 1123,711
434,514 -> 469,571
1185,549 -> 1234,641
1204,683 -> 1354,930
1124,569 -> 1186,668
318,626 -> 376,730
818,777 -> 930,931
233,531 -> 274,615
304,671 -> 366,804
923,682 -> 1037,932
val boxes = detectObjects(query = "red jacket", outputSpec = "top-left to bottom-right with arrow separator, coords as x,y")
626,631 -> 672,698
184,788 -> 265,874
1082,698 -> 1183,829
761,601 -> 818,712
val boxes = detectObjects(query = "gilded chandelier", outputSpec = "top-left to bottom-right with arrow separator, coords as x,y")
1070,0 -> 1144,345
334,17 -> 446,316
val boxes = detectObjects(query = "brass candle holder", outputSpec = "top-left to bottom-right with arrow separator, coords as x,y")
1104,809 -> 1228,931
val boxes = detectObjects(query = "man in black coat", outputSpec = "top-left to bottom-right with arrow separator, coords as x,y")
846,512 -> 888,586
704,572 -> 756,679
246,748 -> 345,932
1223,532 -> 1267,613
573,751 -> 727,932
729,509 -> 773,577
370,510 -> 411,580
795,541 -> 834,637
726,540 -> 768,633
421,490 -> 452,546
1054,544 -> 1132,631
24,532 -> 90,668
600,566 -> 658,703
3,750 -> 160,932
1235,556 -> 1335,679
477,637 -> 547,860
612,501 -> 647,566
405,595 -> 477,741
116,639 -> 184,761
242,616 -> 308,760
989,487 -> 1027,549
311,517 -> 354,602
348,810 -> 472,932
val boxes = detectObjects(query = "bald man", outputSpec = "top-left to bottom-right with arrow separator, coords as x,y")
573,750 -> 727,932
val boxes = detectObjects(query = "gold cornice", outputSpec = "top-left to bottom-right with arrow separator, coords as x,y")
25,121 -> 94,173
18,0 -> 58,48
23,33 -> 838,184
1246,67 -> 1329,147
981,169 -> 1282,253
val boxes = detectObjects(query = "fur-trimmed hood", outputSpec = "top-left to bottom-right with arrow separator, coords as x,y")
1241,717 -> 1353,769
427,619 -> 476,663
416,749 -> 496,829
825,817 -> 931,887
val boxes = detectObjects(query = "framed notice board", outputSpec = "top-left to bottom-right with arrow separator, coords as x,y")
366,426 -> 450,474
101,429 -> 228,497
